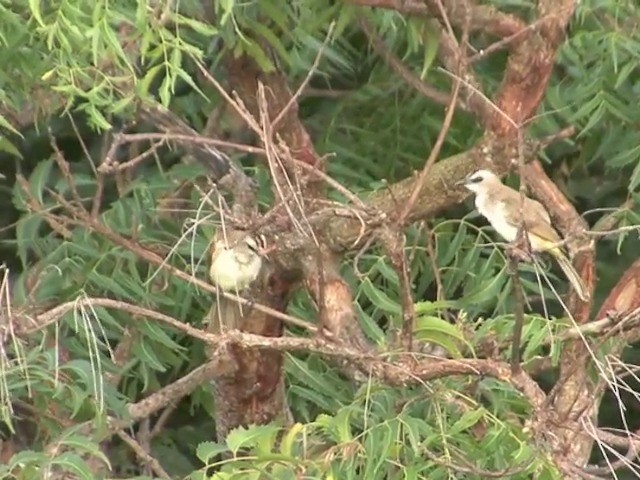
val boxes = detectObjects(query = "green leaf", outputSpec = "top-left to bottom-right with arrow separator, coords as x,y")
437,221 -> 467,266
458,264 -> 508,307
333,408 -> 353,443
414,315 -> 467,358
15,214 -> 44,263
279,423 -> 304,456
258,0 -> 290,32
419,22 -> 440,79
131,339 -> 167,372
138,320 -> 185,351
629,159 -> 640,192
176,15 -> 219,36
28,157 -> 55,204
58,434 -> 110,466
414,300 -> 456,315
355,302 -> 386,344
225,424 -> 281,454
241,38 -> 275,72
285,355 -> 350,410
360,278 -> 401,315
0,136 -> 22,158
50,452 -> 95,480
449,408 -> 487,436
244,18 -> 291,68
28,0 -> 45,27
7,450 -> 49,469
196,441 -> 228,463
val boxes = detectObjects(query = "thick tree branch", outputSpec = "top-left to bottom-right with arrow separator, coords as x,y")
348,0 -> 526,38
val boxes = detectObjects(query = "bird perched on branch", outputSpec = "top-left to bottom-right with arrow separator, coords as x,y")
460,169 -> 589,301
209,229 -> 266,293
207,228 -> 268,334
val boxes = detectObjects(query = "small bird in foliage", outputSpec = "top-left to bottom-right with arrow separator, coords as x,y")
207,228 -> 268,333
460,169 -> 589,301
209,229 -> 266,292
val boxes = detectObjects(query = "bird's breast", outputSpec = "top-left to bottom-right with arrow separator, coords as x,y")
475,194 -> 518,242
210,249 -> 262,291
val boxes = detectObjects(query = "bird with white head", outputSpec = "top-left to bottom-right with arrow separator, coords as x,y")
460,169 -> 588,301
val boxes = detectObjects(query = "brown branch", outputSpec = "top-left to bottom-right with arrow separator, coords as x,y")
596,259 -> 640,323
15,175 -> 73,240
302,246 -> 371,351
105,326 -> 135,386
88,332 -> 548,446
137,102 -> 255,194
379,229 -> 416,351
115,431 -> 171,479
423,447 -> 532,478
124,359 -> 224,427
525,161 -> 595,466
348,0 -> 526,39
320,136 -> 537,252
507,254 -> 525,373
469,21 -> 540,63
118,132 -> 266,157
489,4 -> 575,135
98,138 -> 166,175
150,403 -> 179,439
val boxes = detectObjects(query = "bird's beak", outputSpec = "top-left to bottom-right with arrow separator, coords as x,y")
455,177 -> 468,187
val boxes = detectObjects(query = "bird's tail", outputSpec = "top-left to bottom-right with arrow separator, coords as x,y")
208,297 -> 244,334
550,249 -> 589,301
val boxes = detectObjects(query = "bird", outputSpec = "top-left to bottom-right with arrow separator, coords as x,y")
209,229 -> 264,293
460,169 -> 589,301
207,229 -> 266,333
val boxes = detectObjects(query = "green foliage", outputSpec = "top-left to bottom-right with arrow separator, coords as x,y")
0,0 -> 639,478
191,387 -> 558,479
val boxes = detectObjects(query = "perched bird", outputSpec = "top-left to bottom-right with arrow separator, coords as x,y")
460,169 -> 589,301
207,229 -> 266,334
209,229 -> 264,292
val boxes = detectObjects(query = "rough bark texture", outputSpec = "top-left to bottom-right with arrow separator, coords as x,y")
205,55 -> 328,439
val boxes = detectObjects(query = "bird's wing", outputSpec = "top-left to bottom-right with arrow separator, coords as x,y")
527,196 -> 551,224
500,192 -> 560,243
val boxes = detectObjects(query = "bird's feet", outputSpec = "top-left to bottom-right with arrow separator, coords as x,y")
507,226 -> 535,264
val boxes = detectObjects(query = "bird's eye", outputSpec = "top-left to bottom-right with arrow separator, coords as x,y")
469,175 -> 483,183
246,239 -> 258,253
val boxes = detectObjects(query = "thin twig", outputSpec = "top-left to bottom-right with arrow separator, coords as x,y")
469,23 -> 538,63
50,132 -> 84,208
16,175 -> 73,239
117,132 -> 266,157
150,402 -> 179,438
396,8 -> 465,225
359,18 -> 453,108
510,131 -> 528,373
98,139 -> 166,174
116,430 -> 171,479
508,255 -> 525,373
272,21 -> 335,129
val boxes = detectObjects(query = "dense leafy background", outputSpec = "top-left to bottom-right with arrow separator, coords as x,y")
0,0 -> 638,478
